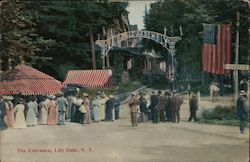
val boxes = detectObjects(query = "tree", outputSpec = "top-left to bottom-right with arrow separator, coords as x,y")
145,0 -> 249,77
1,1 -> 129,80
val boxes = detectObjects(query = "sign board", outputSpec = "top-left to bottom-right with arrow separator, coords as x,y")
224,64 -> 249,71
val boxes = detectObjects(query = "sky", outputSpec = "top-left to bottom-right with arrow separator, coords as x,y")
127,0 -> 157,30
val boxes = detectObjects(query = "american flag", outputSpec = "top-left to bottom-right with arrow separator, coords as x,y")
201,23 -> 231,74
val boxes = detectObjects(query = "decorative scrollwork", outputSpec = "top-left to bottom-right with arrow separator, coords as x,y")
95,30 -> 181,56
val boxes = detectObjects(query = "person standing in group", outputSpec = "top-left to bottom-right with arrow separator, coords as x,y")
91,96 -> 100,122
99,93 -> 107,121
139,92 -> 149,122
171,92 -> 181,123
150,91 -> 158,124
83,93 -> 91,124
164,90 -> 172,122
26,96 -> 38,127
74,95 -> 83,123
56,92 -> 68,125
4,96 -> 14,128
0,95 -> 6,130
114,95 -> 120,120
105,95 -> 114,122
236,90 -> 248,134
39,96 -> 48,125
188,92 -> 198,122
13,98 -> 27,128
128,93 -> 138,126
157,90 -> 166,122
67,94 -> 76,122
47,95 -> 57,125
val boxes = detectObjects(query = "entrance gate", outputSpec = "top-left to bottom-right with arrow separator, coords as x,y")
95,30 -> 181,89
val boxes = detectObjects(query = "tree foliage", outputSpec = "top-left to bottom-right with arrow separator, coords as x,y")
1,1 -> 128,80
145,0 -> 249,74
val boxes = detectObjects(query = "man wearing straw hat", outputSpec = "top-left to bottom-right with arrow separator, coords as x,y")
236,90 -> 248,134
128,92 -> 138,126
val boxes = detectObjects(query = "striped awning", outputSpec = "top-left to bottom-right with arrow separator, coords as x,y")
0,64 -> 63,95
63,69 -> 115,88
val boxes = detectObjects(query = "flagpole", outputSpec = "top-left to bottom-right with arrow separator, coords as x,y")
234,11 -> 240,106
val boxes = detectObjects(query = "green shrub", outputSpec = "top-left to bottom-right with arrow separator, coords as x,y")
201,105 -> 236,120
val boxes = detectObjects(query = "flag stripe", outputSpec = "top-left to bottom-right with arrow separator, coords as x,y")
221,25 -> 226,74
209,44 -> 213,72
203,44 -> 207,71
212,44 -> 216,73
217,25 -> 221,74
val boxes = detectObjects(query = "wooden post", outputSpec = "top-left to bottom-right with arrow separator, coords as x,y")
234,11 -> 240,106
90,30 -> 96,69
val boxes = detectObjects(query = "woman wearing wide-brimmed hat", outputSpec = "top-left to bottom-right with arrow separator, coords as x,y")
13,98 -> 27,128
26,96 -> 38,127
39,96 -> 48,125
82,93 -> 91,124
3,95 -> 14,128
47,95 -> 57,125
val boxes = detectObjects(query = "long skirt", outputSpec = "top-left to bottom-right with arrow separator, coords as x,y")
26,108 -> 37,126
39,108 -> 48,125
92,107 -> 99,122
14,111 -> 26,128
99,106 -> 105,121
0,117 -> 6,130
48,108 -> 57,125
84,108 -> 91,124
6,109 -> 14,127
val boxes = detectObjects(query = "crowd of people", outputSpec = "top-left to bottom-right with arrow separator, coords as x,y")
127,90 -> 199,126
0,88 -> 247,134
0,91 -> 121,130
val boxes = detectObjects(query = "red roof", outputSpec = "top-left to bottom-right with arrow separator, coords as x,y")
0,64 -> 63,95
63,69 -> 114,88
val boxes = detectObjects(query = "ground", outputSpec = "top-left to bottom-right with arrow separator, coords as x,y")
0,96 -> 249,162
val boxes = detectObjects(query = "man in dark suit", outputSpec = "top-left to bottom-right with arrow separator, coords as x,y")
236,90 -> 248,134
150,91 -> 158,123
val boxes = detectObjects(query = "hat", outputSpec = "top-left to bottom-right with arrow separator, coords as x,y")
18,98 -> 24,102
131,92 -> 136,96
49,94 -> 56,99
83,93 -> 89,97
109,95 -> 114,98
57,91 -> 63,96
97,91 -> 101,94
165,90 -> 171,95
3,95 -> 14,101
240,90 -> 247,96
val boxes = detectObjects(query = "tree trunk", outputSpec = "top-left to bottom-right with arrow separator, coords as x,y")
90,30 -> 96,69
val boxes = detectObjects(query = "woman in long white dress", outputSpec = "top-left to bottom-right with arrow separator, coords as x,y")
99,93 -> 107,121
91,97 -> 100,122
39,97 -> 48,125
13,98 -> 27,128
26,96 -> 38,127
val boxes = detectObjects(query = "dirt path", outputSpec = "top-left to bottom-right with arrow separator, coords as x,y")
0,98 -> 249,162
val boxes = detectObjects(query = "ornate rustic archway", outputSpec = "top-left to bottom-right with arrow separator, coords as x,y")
95,30 -> 181,89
